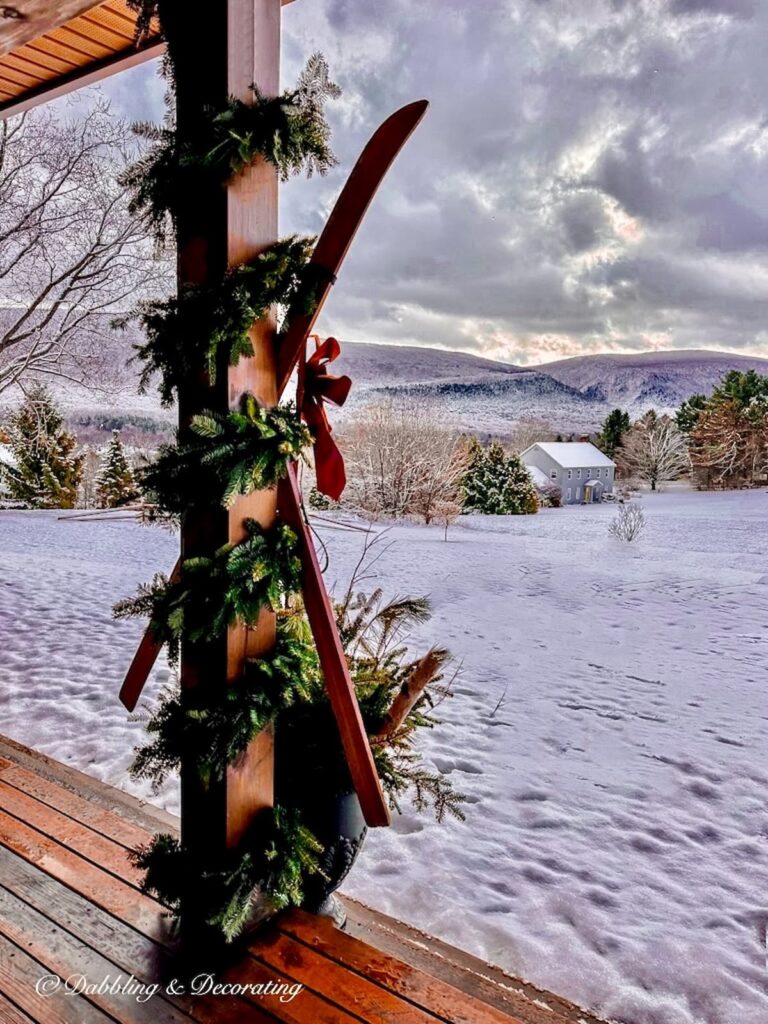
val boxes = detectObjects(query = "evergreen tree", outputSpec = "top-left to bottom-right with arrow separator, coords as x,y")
460,437 -> 486,511
460,438 -> 539,514
712,369 -> 768,408
597,409 -> 630,456
676,394 -> 707,434
96,430 -> 139,508
683,371 -> 768,487
4,384 -> 83,508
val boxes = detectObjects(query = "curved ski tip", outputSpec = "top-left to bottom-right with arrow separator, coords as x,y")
389,99 -> 429,127
404,98 -> 430,118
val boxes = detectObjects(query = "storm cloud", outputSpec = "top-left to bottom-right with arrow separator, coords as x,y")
101,0 -> 768,364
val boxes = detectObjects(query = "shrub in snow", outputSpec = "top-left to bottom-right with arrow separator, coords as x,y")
609,501 -> 645,542
307,485 -> 334,510
339,399 -> 467,523
461,438 -> 539,515
538,481 -> 562,508
430,498 -> 462,539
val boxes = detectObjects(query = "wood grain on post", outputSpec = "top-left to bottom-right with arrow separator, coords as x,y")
172,0 -> 280,894
223,0 -> 280,850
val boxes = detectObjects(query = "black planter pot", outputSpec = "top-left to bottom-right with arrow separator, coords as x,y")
298,789 -> 367,928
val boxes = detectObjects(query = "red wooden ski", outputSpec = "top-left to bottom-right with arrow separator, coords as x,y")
276,100 -> 429,394
118,101 -> 428,827
277,465 -> 390,824
120,99 -> 428,712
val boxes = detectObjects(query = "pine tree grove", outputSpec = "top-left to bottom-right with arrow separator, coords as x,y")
687,371 -> 768,487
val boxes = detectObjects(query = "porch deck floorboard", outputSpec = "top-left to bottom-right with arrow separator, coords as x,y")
0,735 -> 604,1024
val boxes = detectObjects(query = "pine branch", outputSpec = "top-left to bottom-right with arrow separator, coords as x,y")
140,396 -> 311,516
113,520 -> 301,665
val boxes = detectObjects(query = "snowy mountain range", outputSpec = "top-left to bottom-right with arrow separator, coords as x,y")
536,349 -> 768,412
333,343 -> 768,435
3,329 -> 768,441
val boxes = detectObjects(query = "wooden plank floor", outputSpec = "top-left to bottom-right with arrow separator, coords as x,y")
0,735 -> 605,1024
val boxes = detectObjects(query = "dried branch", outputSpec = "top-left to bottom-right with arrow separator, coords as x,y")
374,648 -> 449,740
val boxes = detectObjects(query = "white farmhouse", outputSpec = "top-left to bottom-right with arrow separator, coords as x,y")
521,441 -> 615,505
0,443 -> 16,497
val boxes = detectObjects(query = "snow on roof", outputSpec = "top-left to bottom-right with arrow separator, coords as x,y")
0,444 -> 16,469
522,441 -> 615,468
526,464 -> 550,488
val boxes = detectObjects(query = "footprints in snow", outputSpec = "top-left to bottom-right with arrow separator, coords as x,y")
431,756 -> 483,776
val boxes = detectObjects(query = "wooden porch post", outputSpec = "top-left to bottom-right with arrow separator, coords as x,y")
170,0 -> 282,935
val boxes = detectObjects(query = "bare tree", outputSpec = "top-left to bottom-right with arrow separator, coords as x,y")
78,445 -> 101,509
432,498 -> 462,540
339,399 -> 468,523
506,416 -> 556,454
616,411 -> 690,491
609,502 -> 645,542
0,98 -> 165,396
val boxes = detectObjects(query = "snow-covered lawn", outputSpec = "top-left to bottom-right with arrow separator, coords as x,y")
1,489 -> 767,1024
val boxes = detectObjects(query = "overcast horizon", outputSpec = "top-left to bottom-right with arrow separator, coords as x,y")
91,0 -> 768,367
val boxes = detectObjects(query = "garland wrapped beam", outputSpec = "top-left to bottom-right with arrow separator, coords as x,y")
114,0 -> 429,942
118,99 -> 429,739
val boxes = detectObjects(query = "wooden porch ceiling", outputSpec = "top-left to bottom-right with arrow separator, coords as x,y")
0,0 -> 299,119
0,1 -> 162,118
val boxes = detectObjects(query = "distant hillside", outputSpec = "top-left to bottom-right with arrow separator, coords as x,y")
334,343 -> 768,433
2,327 -> 768,441
331,341 -> 521,386
535,349 -> 768,413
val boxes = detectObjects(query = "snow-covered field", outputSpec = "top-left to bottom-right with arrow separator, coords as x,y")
1,490 -> 767,1024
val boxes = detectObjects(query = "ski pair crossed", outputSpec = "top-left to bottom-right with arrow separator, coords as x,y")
118,100 -> 429,828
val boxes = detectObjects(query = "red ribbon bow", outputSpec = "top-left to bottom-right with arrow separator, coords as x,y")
300,336 -> 351,501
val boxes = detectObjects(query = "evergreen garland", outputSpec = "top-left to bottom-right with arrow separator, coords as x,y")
120,50 -> 339,244
131,618 -> 319,790
126,0 -> 157,48
117,236 -> 315,405
140,396 -> 311,517
114,519 -> 301,666
132,806 -> 324,942
115,5 -> 344,941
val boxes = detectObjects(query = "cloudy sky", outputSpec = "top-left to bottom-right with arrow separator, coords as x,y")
100,0 -> 768,366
